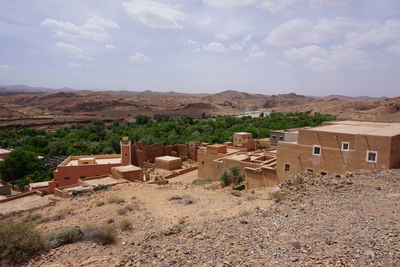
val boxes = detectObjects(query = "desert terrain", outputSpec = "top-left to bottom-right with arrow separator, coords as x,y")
2,169 -> 398,267
1,85 -> 400,129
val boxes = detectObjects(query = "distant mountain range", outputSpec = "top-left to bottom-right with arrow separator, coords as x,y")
0,85 -> 399,126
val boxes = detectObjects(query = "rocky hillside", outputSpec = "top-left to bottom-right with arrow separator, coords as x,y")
121,170 -> 400,267
2,169 -> 395,267
1,85 -> 399,125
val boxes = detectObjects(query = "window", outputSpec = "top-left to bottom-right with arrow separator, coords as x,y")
80,176 -> 86,179
341,142 -> 350,151
321,171 -> 327,176
284,164 -> 290,172
272,135 -> 276,139
366,151 -> 378,163
64,177 -> 70,180
313,145 -> 321,156
279,136 -> 284,140
83,162 -> 89,165
201,161 -> 205,165
307,169 -> 313,174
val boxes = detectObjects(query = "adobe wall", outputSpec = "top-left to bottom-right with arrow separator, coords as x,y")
277,131 -> 393,180
390,134 -> 400,168
131,142 -> 190,167
111,167 -> 143,182
245,167 -> 280,189
50,163 -> 120,193
155,157 -> 182,171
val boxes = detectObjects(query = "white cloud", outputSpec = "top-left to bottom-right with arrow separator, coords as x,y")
202,42 -> 226,53
201,0 -> 256,8
344,18 -> 400,48
0,65 -> 16,71
186,39 -> 197,45
129,52 -> 151,62
105,44 -> 115,50
122,0 -> 184,29
386,43 -> 400,55
230,43 -> 243,50
56,42 -> 82,54
67,62 -> 91,68
56,42 -> 93,61
258,0 -> 294,12
67,62 -> 82,68
310,0 -> 350,6
248,46 -> 266,59
306,45 -> 373,72
41,16 -> 119,43
284,44 -> 379,72
266,17 -> 372,46
284,45 -> 327,60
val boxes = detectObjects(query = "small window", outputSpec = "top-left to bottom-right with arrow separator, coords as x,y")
284,164 -> 290,172
321,171 -> 327,176
272,135 -> 276,139
80,176 -> 86,179
202,161 -> 205,165
342,142 -> 350,151
313,145 -> 321,156
366,151 -> 378,163
64,177 -> 70,180
83,162 -> 89,165
279,136 -> 283,140
307,169 -> 313,174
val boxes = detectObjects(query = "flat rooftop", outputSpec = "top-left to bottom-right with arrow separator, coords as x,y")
65,157 -> 121,166
113,165 -> 142,172
309,121 -> 400,137
156,156 -> 181,161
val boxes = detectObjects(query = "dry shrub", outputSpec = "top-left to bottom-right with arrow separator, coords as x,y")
192,178 -> 212,186
0,220 -> 47,265
119,219 -> 133,231
51,209 -> 72,221
81,224 -> 117,245
238,209 -> 252,217
269,191 -> 287,203
107,196 -> 125,204
46,227 -> 83,248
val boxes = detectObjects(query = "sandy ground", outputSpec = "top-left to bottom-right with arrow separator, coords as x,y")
13,170 -> 274,266
0,194 -> 53,216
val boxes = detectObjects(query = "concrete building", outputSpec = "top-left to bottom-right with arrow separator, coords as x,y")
277,121 -> 400,180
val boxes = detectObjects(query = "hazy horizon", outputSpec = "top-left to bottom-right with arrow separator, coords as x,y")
1,0 -> 400,97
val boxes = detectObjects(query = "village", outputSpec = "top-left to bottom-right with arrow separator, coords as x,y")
1,119 -> 400,216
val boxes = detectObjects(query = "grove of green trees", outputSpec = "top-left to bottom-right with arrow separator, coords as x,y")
0,112 -> 336,188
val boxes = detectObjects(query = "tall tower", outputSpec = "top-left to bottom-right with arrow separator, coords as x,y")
120,137 -> 131,166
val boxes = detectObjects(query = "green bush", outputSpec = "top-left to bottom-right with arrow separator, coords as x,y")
81,224 -> 117,245
269,191 -> 287,203
219,165 -> 245,187
0,220 -> 47,265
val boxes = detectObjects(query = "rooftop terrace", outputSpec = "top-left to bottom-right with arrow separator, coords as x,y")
309,121 -> 400,137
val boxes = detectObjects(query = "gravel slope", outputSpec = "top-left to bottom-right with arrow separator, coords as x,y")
122,169 -> 400,267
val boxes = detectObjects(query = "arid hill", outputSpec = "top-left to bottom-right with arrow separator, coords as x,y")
0,85 -> 399,129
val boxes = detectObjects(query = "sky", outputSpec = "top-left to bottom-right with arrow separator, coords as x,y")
0,0 -> 399,97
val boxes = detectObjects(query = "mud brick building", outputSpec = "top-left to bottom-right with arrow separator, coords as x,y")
277,120 -> 400,180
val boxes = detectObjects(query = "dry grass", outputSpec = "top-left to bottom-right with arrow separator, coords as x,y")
238,209 -> 252,217
81,224 -> 117,245
119,219 -> 133,231
269,191 -> 287,203
107,196 -> 125,204
46,227 -> 83,248
0,219 -> 47,265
